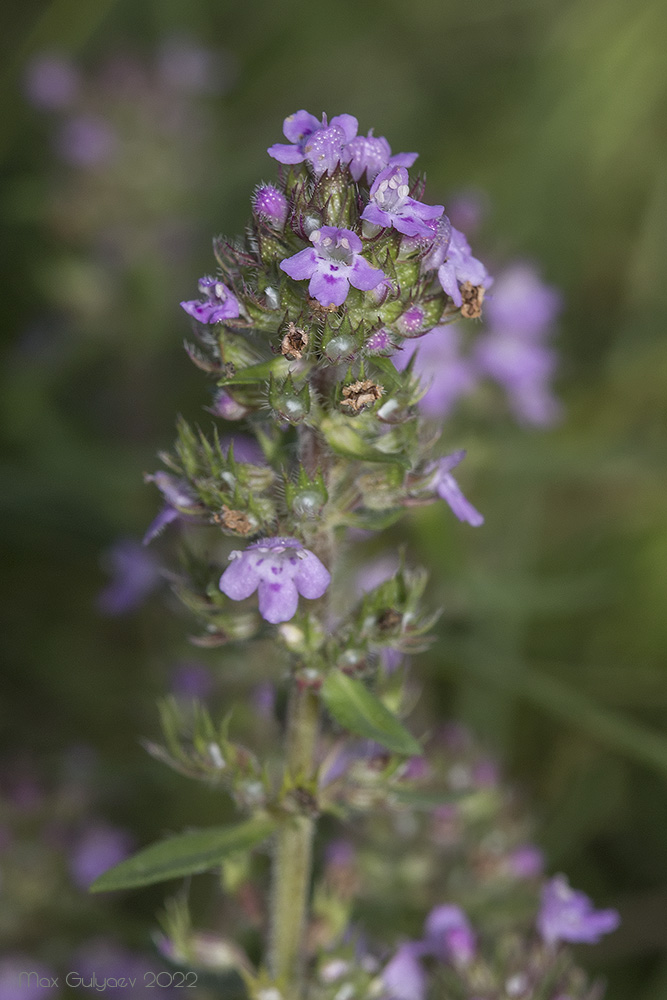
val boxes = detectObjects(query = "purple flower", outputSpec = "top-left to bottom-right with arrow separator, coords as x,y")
268,110 -> 358,177
24,53 -> 79,110
56,115 -> 117,167
96,539 -> 162,616
474,334 -> 561,426
219,537 -> 330,624
537,875 -> 620,946
432,451 -> 484,526
209,389 -> 249,421
170,662 -> 214,700
143,472 -> 200,544
393,326 -> 478,419
437,227 -> 491,308
0,957 -> 57,1000
253,183 -> 288,230
343,130 -> 418,183
361,166 -> 443,239
69,823 -> 133,889
485,264 -> 562,339
280,226 -> 384,308
382,943 -> 426,1000
423,904 -> 476,966
180,276 -> 240,324
508,844 -> 544,880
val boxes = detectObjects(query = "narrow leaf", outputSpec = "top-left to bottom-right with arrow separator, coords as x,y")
322,673 -> 421,756
90,817 -> 276,893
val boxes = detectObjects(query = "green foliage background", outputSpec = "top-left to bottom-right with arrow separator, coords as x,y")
1,0 -> 666,996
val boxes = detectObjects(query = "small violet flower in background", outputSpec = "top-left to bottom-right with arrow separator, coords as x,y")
382,943 -> 426,1000
393,325 -> 477,419
24,52 -> 80,110
97,539 -> 162,615
475,262 -> 563,426
280,227 -> 384,308
432,451 -> 484,526
180,276 -> 240,324
423,904 -> 477,966
537,875 -> 620,946
68,823 -> 133,889
219,537 -> 330,624
361,165 -> 443,239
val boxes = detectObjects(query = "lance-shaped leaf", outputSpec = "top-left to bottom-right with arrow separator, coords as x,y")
322,672 -> 421,756
218,357 -> 291,386
90,816 -> 276,893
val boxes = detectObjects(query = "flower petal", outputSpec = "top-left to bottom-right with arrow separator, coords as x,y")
219,556 -> 260,600
257,578 -> 299,623
349,256 -> 385,292
267,142 -> 305,164
360,204 -> 392,229
437,473 -> 484,526
280,247 -> 319,281
293,552 -> 331,599
309,270 -> 349,307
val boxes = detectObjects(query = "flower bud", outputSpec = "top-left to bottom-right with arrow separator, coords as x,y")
324,334 -> 356,362
268,375 -> 311,424
209,389 -> 249,421
253,183 -> 288,229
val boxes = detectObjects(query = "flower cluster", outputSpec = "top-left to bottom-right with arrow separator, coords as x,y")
148,108 -> 494,627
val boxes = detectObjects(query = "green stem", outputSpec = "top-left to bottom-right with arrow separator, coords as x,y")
269,683 -> 320,994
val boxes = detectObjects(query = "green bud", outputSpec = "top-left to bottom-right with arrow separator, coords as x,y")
268,373 -> 311,424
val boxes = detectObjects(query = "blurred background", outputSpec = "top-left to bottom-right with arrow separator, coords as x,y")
1,0 -> 666,996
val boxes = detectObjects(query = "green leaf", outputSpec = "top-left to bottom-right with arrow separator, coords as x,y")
320,416 -> 409,467
219,357 -> 291,385
389,787 -> 471,810
90,817 -> 276,893
322,673 -> 421,756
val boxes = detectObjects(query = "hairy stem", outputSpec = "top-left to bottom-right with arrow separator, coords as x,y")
268,683 -> 320,994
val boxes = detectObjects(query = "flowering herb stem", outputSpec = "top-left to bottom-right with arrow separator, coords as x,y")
269,683 -> 320,994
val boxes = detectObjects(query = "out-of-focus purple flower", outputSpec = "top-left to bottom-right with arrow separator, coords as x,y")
537,875 -> 620,946
209,389 -> 250,421
343,130 -> 417,183
508,844 -> 544,880
56,115 -> 117,167
181,276 -> 240,324
97,539 -> 162,616
0,957 -> 57,1000
423,904 -> 476,966
361,166 -> 443,239
325,839 -> 356,868
69,823 -> 133,889
446,189 -> 489,237
143,472 -> 200,545
436,227 -> 491,308
253,183 -> 288,230
24,53 -> 79,110
222,434 -> 265,465
432,451 -> 484,526
157,37 -> 231,94
268,110 -> 357,177
280,227 -> 384,308
219,537 -> 330,624
393,326 -> 478,419
402,756 -> 429,780
170,662 -> 214,700
381,648 -> 404,673
355,555 -> 399,597
472,757 -> 499,788
475,334 -> 561,426
382,943 -> 426,1000
71,940 -> 163,995
252,681 -> 276,719
485,264 -> 562,339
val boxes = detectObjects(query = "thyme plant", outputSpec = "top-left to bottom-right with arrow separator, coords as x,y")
92,111 -> 618,1000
